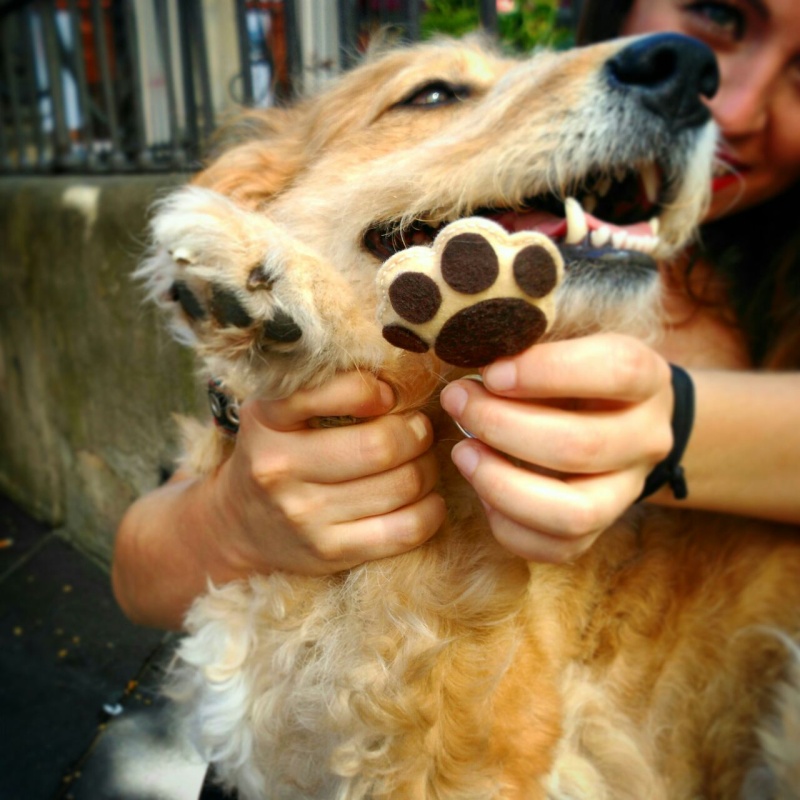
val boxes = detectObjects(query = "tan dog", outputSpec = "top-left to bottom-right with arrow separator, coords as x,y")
139,35 -> 800,800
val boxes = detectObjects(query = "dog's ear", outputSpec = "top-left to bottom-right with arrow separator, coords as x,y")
191,107 -> 309,208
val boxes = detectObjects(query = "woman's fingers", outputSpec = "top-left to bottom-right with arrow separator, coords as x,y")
242,410 -> 435,486
450,440 -> 642,561
305,492 -> 448,572
441,379 -> 672,474
482,334 -> 670,402
278,450 -> 442,529
247,371 -> 396,431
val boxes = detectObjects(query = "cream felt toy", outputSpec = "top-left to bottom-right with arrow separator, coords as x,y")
377,217 -> 563,368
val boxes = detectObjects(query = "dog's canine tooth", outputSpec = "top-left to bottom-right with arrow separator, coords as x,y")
564,197 -> 588,244
641,162 -> 660,204
649,216 -> 660,236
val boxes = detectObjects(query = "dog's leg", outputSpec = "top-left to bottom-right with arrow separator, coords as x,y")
140,186 -> 389,402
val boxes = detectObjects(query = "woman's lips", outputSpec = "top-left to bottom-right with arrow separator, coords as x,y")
712,172 -> 743,193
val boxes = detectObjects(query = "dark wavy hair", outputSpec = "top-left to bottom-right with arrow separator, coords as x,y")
577,0 -> 800,368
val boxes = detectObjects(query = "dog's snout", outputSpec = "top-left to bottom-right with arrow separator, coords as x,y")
606,33 -> 719,130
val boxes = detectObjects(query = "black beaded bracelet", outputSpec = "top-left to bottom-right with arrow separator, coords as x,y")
637,364 -> 695,501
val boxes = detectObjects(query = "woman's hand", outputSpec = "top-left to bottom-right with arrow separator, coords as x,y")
440,333 -> 674,563
113,371 -> 445,629
216,371 -> 445,576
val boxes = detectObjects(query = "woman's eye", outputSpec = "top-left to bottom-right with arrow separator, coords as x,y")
684,2 -> 746,41
398,81 -> 471,108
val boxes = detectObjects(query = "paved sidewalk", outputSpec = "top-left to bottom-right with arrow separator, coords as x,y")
0,495 -> 210,799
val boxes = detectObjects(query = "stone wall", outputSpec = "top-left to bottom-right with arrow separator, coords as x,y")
0,175 -> 204,565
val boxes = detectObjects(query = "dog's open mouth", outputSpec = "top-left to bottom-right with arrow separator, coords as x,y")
364,161 -> 666,270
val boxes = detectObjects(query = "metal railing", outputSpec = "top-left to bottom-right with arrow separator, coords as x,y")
0,1 -> 559,175
1,0 -> 294,173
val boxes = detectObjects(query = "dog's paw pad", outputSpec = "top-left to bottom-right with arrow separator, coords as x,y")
210,286 -> 255,328
378,218 -> 563,368
167,263 -> 303,345
169,280 -> 207,321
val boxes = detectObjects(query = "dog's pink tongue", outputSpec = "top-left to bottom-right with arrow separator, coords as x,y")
492,209 -> 654,239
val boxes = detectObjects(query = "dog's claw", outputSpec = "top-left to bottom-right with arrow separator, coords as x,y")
377,218 -> 563,368
247,265 -> 276,292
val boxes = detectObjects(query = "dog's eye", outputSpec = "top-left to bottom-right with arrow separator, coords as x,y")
397,81 -> 471,108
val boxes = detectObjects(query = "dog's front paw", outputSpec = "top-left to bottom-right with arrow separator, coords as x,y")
143,188 -> 308,352
377,218 -> 563,367
140,188 -> 380,397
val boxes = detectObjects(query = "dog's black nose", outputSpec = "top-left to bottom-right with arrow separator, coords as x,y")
606,33 -> 719,130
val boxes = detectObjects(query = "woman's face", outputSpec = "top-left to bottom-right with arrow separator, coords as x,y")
622,0 -> 800,221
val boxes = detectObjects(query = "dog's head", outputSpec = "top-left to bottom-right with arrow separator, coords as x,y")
149,34 -> 718,400
198,33 -> 717,339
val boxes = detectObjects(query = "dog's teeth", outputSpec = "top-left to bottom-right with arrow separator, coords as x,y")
582,194 -> 598,214
649,216 -> 660,236
713,160 -> 731,178
639,235 -> 658,254
630,235 -> 648,252
565,197 -> 588,244
590,226 -> 612,247
611,230 -> 628,249
641,163 -> 660,204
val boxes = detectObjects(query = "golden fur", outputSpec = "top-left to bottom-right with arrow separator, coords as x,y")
139,37 -> 800,799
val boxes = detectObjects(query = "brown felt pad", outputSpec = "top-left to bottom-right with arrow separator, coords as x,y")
434,299 -> 547,368
389,272 -> 442,324
377,217 -> 563,367
513,245 -> 559,298
440,232 -> 499,294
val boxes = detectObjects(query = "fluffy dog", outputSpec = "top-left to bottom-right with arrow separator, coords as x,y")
139,34 -> 800,800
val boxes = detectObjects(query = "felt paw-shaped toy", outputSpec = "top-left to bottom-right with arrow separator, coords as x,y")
377,218 -> 563,368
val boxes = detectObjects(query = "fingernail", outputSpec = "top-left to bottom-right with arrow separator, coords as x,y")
407,413 -> 429,442
452,442 -> 479,478
378,381 -> 395,409
484,360 -> 516,391
440,383 -> 467,417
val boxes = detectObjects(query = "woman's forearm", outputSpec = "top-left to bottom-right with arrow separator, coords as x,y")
111,472 -> 246,630
650,370 -> 800,523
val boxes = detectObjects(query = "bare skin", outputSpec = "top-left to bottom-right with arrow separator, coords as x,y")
442,337 -> 800,564
112,372 -> 446,629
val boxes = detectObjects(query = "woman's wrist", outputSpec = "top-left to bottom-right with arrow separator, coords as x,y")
646,370 -> 800,523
